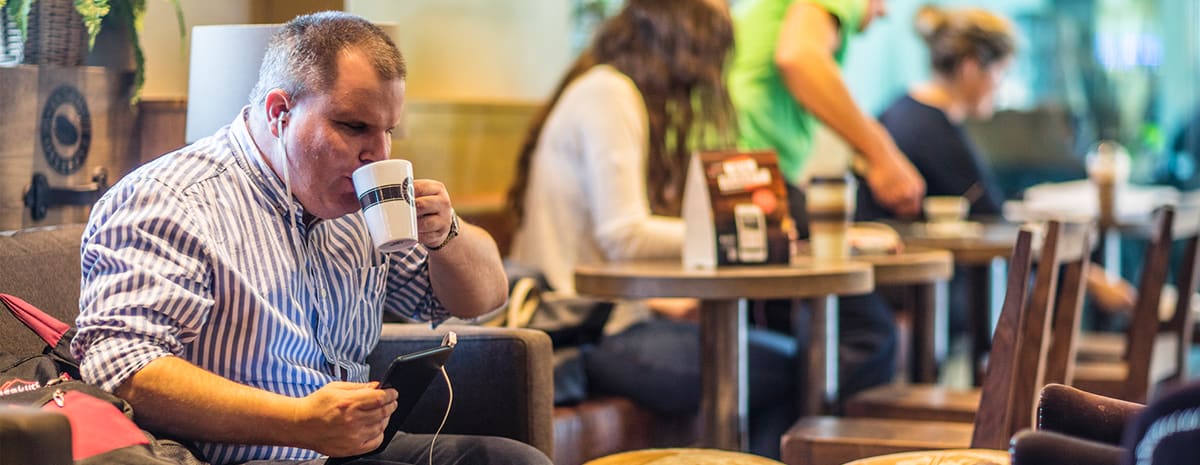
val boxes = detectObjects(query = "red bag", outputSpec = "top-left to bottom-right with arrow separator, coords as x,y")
0,294 -> 206,464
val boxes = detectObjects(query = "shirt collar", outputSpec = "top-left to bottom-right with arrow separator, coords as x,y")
226,107 -> 307,223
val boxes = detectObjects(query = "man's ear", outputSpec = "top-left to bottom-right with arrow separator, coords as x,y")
264,89 -> 292,137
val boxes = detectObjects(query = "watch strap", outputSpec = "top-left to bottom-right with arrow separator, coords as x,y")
427,209 -> 460,251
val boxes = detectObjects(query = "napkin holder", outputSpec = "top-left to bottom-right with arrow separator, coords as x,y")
682,150 -> 793,268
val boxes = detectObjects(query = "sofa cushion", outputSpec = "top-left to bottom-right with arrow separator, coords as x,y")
0,224 -> 86,356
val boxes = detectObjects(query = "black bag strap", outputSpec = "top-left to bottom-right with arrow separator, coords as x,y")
0,293 -> 79,370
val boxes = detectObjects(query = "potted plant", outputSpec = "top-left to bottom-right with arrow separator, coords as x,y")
1,0 -> 184,103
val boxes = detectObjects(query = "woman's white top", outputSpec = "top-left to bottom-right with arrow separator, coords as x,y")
509,65 -> 686,332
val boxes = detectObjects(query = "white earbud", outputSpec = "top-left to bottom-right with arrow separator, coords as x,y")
276,111 -> 288,138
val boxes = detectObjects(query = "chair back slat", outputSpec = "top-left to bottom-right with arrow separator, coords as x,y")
1122,207 -> 1175,402
1009,221 -> 1066,437
971,227 -> 1035,449
1044,223 -> 1095,385
1166,235 -> 1199,381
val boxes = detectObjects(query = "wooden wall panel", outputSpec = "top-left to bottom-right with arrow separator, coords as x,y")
393,100 -> 541,255
394,100 -> 540,210
0,65 -> 136,231
0,67 -> 39,231
135,98 -> 187,164
252,0 -> 344,24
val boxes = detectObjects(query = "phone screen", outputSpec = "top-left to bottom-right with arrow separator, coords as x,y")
380,345 -> 454,390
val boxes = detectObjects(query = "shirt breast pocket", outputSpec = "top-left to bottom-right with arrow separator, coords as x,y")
353,264 -> 389,313
336,264 -> 389,361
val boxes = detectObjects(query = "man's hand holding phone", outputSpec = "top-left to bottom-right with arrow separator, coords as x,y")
293,381 -> 399,457
324,331 -> 457,462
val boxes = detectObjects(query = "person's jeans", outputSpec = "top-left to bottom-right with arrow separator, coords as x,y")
831,292 -> 898,399
582,318 -> 798,458
239,433 -> 552,465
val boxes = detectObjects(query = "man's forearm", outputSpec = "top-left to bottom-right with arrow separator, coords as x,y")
428,221 -> 508,318
778,45 -> 891,164
775,2 -> 893,166
116,356 -> 299,447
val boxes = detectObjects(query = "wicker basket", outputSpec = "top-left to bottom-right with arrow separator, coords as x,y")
22,0 -> 88,66
0,6 -> 24,65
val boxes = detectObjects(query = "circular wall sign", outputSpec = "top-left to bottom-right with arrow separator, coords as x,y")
39,85 -> 92,175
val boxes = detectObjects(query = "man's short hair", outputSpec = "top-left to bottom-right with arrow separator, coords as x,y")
248,11 -> 406,106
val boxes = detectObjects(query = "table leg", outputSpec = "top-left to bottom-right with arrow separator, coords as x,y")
968,265 -> 990,386
911,280 -> 948,383
798,296 -> 838,415
699,298 -> 747,451
1090,228 -> 1124,331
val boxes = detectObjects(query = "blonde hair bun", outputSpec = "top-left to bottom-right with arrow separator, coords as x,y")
914,4 -> 949,45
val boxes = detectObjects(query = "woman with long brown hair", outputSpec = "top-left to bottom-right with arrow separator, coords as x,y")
507,0 -> 796,457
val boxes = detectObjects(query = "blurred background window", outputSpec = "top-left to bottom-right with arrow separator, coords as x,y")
582,0 -> 1198,196
838,0 -> 1199,197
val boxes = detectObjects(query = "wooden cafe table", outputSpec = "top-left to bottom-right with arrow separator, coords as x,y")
574,259 -> 873,452
797,247 -> 955,383
890,220 -> 1021,385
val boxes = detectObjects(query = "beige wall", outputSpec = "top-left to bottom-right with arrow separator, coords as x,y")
139,1 -> 571,102
139,0 -> 252,100
347,0 -> 572,101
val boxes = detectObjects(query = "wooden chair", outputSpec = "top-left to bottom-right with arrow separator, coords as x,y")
1072,206 -> 1200,403
841,221 -> 1094,423
1076,208 -> 1200,369
781,223 -> 1063,465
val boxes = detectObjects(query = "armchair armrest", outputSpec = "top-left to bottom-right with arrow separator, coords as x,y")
366,324 -> 553,458
0,406 -> 72,465
1037,383 -> 1144,445
1010,430 -> 1124,465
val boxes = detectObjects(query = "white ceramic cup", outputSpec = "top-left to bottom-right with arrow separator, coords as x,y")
923,196 -> 969,223
353,159 -> 419,253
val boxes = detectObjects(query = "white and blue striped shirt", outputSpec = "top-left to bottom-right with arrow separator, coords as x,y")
72,111 -> 449,464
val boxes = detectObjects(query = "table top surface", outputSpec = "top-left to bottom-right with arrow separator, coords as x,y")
816,246 -> 954,286
574,259 -> 874,300
1113,206 -> 1200,239
889,220 -> 1019,265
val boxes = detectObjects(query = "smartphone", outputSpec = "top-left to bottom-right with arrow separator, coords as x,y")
380,333 -> 456,423
380,344 -> 454,391
327,334 -> 456,463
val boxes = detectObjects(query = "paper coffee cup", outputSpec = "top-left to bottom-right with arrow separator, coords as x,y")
806,175 -> 855,261
353,159 -> 419,253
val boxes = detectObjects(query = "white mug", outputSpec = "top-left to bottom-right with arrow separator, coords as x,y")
353,159 -> 419,253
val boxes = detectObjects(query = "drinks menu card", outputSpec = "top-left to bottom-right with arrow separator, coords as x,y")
682,150 -> 794,268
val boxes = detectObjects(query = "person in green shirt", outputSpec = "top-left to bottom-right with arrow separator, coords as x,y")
729,0 -> 924,216
728,0 -> 920,400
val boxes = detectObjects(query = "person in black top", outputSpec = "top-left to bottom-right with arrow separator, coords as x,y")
856,4 -> 1013,221
860,5 -> 1136,326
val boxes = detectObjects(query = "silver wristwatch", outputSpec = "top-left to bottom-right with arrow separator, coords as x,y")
427,209 -> 460,251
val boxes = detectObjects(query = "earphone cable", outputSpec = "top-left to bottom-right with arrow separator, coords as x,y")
430,366 -> 452,465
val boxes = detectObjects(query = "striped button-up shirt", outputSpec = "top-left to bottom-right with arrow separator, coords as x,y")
72,111 -> 449,464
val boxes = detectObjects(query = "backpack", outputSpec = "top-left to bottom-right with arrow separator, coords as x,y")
484,261 -> 613,406
0,293 -> 208,465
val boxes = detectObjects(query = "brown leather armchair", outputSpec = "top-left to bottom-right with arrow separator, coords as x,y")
1011,382 -> 1200,465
